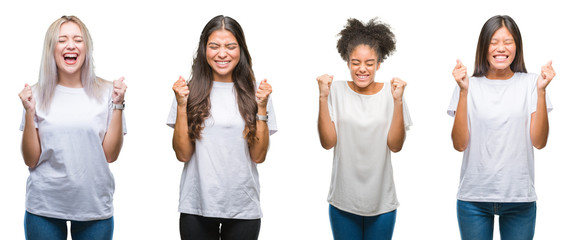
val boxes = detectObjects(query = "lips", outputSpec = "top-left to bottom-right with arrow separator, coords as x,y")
356,74 -> 369,80
215,60 -> 230,67
63,53 -> 78,65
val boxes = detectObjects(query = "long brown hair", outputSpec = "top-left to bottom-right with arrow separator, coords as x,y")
473,15 -> 527,77
186,15 -> 258,144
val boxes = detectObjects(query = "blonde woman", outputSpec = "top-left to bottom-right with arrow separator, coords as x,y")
18,16 -> 126,240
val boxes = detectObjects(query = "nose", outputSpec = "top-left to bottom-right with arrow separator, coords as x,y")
217,47 -> 227,58
358,65 -> 367,73
66,40 -> 76,50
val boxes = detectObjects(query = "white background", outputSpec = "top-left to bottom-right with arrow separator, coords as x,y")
1,0 -> 569,239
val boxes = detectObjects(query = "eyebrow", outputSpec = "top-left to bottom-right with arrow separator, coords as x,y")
208,42 -> 238,46
351,59 -> 376,62
58,35 -> 83,38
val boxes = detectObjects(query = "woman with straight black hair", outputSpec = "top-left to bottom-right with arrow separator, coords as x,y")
448,15 -> 555,240
167,15 -> 277,240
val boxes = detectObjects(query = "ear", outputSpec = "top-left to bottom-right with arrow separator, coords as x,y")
376,61 -> 381,71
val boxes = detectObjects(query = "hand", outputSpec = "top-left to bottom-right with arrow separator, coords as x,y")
112,77 -> 127,104
18,84 -> 36,114
256,79 -> 272,109
538,60 -> 555,90
390,77 -> 407,101
317,74 -> 333,98
453,59 -> 469,90
173,76 -> 189,106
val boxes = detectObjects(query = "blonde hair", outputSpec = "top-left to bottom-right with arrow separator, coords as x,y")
37,15 -> 107,111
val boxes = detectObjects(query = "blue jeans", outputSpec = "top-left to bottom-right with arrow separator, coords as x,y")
457,200 -> 536,240
24,211 -> 114,240
329,204 -> 396,240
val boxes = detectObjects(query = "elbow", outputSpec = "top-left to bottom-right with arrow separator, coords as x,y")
321,142 -> 335,150
389,145 -> 402,153
533,141 -> 547,150
175,152 -> 191,162
453,143 -> 467,152
105,153 -> 119,163
251,156 -> 266,164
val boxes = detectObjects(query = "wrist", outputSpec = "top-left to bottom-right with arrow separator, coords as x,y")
257,107 -> 267,115
537,88 -> 546,96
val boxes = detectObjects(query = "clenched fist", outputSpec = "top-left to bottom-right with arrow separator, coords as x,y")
18,84 -> 36,114
317,74 -> 334,98
112,77 -> 127,104
538,60 -> 555,90
173,76 -> 189,106
256,79 -> 272,109
390,77 -> 407,101
453,59 -> 469,91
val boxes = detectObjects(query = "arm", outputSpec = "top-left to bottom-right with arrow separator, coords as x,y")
19,84 -> 41,168
530,61 -> 555,149
102,77 -> 127,163
387,78 -> 407,152
451,60 -> 470,152
172,76 -> 194,162
317,74 -> 336,150
249,79 -> 272,163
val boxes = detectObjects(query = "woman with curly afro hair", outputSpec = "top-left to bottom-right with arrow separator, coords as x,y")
317,18 -> 412,240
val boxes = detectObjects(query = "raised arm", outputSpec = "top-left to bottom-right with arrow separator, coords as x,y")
249,79 -> 272,163
102,77 -> 127,163
387,78 -> 407,152
19,84 -> 41,168
530,61 -> 555,149
451,60 -> 470,152
317,74 -> 337,150
172,76 -> 194,162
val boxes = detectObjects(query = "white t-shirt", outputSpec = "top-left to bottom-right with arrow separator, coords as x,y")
447,72 -> 552,202
167,81 -> 277,219
327,81 -> 412,216
19,84 -> 126,221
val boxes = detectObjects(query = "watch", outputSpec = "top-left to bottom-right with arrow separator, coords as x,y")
113,102 -> 125,110
256,114 -> 268,122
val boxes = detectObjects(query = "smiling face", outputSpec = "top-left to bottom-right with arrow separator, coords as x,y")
487,26 -> 516,73
54,22 -> 85,78
348,44 -> 381,90
206,29 -> 240,82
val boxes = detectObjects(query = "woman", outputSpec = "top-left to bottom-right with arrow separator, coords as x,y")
448,15 -> 554,240
317,18 -> 412,240
18,15 -> 127,240
167,15 -> 277,240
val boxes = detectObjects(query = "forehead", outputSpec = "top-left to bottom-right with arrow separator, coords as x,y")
350,44 -> 378,60
491,27 -> 513,39
207,29 -> 238,44
59,22 -> 82,36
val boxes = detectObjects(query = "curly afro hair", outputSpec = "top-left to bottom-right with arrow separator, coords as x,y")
337,18 -> 396,63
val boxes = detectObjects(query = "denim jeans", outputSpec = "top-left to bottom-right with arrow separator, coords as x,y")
457,200 -> 536,240
329,204 -> 396,240
24,211 -> 114,240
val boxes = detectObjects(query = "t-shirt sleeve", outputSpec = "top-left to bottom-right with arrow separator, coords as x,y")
530,73 -> 553,114
166,97 -> 178,128
19,108 -> 38,131
402,97 -> 413,131
266,94 -> 278,136
447,85 -> 461,117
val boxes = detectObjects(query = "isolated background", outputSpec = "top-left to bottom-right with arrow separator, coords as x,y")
1,0 -> 569,239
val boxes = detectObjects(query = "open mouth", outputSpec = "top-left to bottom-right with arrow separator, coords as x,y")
493,55 -> 509,62
356,74 -> 369,80
63,53 -> 78,64
215,60 -> 230,67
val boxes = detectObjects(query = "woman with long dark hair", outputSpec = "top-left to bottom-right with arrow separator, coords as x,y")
448,15 -> 555,240
317,18 -> 412,240
167,15 -> 277,240
18,15 -> 127,240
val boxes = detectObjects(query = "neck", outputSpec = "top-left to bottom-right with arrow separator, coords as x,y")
213,74 -> 233,83
486,67 -> 514,80
58,70 -> 83,88
349,81 -> 382,95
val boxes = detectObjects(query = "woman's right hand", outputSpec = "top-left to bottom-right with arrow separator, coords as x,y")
173,76 -> 189,106
453,59 -> 469,90
18,84 -> 36,114
317,74 -> 334,98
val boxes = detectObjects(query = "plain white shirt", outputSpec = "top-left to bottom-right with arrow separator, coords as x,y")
20,84 -> 126,221
327,81 -> 412,216
447,72 -> 552,202
167,81 -> 277,219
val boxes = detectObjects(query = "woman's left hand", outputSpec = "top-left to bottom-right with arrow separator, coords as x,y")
538,61 -> 555,90
256,79 -> 272,109
112,77 -> 127,104
390,77 -> 407,101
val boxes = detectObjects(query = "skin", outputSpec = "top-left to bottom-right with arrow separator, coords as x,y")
317,44 -> 407,152
18,22 -> 127,168
172,29 -> 272,163
452,26 -> 554,152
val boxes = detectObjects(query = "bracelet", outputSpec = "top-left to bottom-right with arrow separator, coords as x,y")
256,114 -> 268,122
113,102 -> 125,110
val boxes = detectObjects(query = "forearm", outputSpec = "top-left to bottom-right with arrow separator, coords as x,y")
387,100 -> 406,152
249,107 -> 270,163
21,112 -> 41,168
452,90 -> 470,152
318,97 -> 336,149
102,110 -> 124,163
172,105 -> 194,162
531,90 -> 549,149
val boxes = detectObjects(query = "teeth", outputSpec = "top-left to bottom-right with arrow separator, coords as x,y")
357,75 -> 368,79
217,61 -> 229,64
494,56 -> 507,59
64,54 -> 77,58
